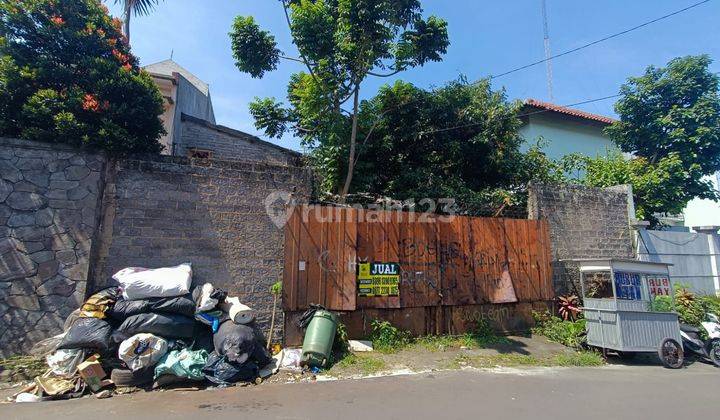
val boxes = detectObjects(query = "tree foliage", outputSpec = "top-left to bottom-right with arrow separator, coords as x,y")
0,0 -> 165,154
230,0 -> 449,196
606,55 -> 720,175
565,151 -> 716,226
337,79 -> 563,214
596,55 -> 720,225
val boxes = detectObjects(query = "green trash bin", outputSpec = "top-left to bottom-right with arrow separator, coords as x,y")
301,309 -> 338,368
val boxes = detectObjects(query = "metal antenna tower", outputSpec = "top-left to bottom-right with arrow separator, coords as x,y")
541,0 -> 554,100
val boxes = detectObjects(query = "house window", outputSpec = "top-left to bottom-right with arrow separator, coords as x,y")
188,148 -> 212,159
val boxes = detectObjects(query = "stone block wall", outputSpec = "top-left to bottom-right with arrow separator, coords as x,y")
0,138 -> 106,357
527,183 -> 634,295
176,115 -> 302,166
91,155 -> 312,342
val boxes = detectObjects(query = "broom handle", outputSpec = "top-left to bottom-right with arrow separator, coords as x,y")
267,293 -> 278,349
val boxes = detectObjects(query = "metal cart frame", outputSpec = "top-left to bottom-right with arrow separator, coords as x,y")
569,258 -> 683,368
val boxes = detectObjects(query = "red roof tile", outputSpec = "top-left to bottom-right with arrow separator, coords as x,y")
524,99 -> 616,125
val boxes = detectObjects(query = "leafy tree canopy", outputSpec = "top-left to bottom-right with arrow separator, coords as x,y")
564,151 -> 718,227
339,78 -> 562,215
230,0 -> 449,196
0,0 -> 165,154
606,55 -> 720,175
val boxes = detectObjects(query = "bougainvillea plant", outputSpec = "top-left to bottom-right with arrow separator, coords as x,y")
0,0 -> 165,154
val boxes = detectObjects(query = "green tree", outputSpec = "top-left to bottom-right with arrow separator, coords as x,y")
598,55 -> 720,225
565,151 -> 716,226
607,55 -> 720,174
342,78 -> 563,215
230,0 -> 449,197
0,0 -> 165,154
114,0 -> 163,43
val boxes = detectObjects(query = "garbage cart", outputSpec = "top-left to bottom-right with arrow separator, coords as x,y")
569,258 -> 683,368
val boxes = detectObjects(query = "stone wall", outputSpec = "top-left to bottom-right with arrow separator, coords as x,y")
176,114 -> 302,166
527,183 -> 634,294
91,155 -> 312,342
0,138 -> 106,357
1,136 -> 311,356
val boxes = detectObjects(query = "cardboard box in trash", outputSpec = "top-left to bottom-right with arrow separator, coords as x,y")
77,355 -> 108,391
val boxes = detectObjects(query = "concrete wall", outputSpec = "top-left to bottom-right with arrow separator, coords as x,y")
519,112 -> 618,161
0,137 -> 311,356
176,115 -> 301,165
528,183 -> 634,295
0,138 -> 106,357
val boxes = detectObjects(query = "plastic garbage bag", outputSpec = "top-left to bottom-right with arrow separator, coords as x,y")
118,333 -> 168,371
219,297 -> 255,325
112,263 -> 192,300
30,333 -> 66,357
58,317 -> 113,352
79,288 -> 121,319
195,312 -> 221,333
46,349 -> 86,377
154,348 -> 208,380
15,393 -> 41,403
213,321 -> 272,367
107,294 -> 195,321
112,313 -> 195,343
195,283 -> 218,312
202,351 -> 259,385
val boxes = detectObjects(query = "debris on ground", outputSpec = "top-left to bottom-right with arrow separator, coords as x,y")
349,340 -> 374,352
4,262 -> 277,403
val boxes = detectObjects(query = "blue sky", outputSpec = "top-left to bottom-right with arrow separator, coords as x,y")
106,0 -> 720,152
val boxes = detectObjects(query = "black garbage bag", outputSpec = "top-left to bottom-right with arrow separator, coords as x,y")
202,351 -> 259,385
107,294 -> 196,321
213,321 -> 271,367
297,303 -> 327,329
112,313 -> 196,343
58,317 -> 113,352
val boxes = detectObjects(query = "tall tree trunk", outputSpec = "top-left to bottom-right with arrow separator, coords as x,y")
340,87 -> 360,200
123,3 -> 132,42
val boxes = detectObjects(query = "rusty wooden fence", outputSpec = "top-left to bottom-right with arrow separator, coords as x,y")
282,205 -> 554,342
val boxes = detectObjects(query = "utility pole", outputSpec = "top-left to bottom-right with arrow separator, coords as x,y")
541,0 -> 554,101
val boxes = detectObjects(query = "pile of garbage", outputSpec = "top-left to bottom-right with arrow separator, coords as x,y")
13,263 -> 275,402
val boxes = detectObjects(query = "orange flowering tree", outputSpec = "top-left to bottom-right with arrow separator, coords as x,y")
0,0 -> 164,154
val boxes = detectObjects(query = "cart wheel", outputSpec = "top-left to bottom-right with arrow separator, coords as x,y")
658,338 -> 683,369
616,351 -> 636,360
709,339 -> 720,368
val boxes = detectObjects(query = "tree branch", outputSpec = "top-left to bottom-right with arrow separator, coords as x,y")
367,69 -> 402,78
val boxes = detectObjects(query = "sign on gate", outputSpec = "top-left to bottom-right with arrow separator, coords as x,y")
357,262 -> 400,297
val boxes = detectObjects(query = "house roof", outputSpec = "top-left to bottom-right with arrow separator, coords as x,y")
523,99 -> 616,125
144,59 -> 209,96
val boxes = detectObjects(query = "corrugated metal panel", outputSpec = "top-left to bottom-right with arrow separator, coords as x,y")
619,311 -> 681,352
584,309 -> 680,352
637,230 -> 718,295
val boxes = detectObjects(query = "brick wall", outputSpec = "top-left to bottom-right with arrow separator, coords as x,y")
92,155 -> 312,342
527,183 -> 634,294
0,138 -> 106,357
176,115 -> 301,166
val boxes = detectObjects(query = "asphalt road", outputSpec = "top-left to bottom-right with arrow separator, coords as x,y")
3,363 -> 718,420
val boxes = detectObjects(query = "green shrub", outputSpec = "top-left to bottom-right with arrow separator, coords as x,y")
532,310 -> 587,349
698,295 -> 720,317
368,320 -> 412,353
649,295 -> 675,312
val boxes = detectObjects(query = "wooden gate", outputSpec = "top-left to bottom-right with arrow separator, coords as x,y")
282,205 -> 553,312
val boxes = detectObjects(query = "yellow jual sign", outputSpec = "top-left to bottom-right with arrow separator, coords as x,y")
358,262 -> 400,297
